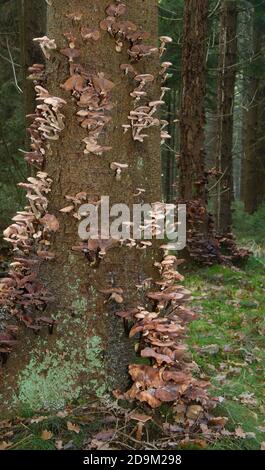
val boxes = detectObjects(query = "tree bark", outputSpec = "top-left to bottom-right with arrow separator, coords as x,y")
0,0 -> 161,415
215,0 -> 238,233
242,20 -> 261,214
179,0 -> 208,203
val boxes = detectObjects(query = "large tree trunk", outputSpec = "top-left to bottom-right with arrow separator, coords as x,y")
0,0 -> 161,415
215,0 -> 238,233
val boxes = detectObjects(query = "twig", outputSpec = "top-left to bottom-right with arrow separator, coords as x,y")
6,38 -> 23,94
0,51 -> 21,67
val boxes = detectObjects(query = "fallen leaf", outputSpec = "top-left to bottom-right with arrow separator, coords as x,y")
261,442 -> 265,450
57,410 -> 69,418
67,421 -> 80,434
30,416 -> 47,424
41,430 -> 53,441
93,429 -> 116,441
0,441 -> 12,450
0,421 -> 12,430
235,427 -> 246,438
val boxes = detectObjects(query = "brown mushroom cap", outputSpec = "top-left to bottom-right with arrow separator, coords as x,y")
134,74 -> 155,82
129,412 -> 152,424
159,36 -> 173,43
60,48 -> 80,62
110,162 -> 129,170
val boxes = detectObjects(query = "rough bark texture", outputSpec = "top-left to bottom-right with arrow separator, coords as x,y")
163,88 -> 178,203
0,0 -> 161,415
215,0 -> 238,233
256,82 -> 265,206
179,0 -> 208,203
242,22 -> 261,214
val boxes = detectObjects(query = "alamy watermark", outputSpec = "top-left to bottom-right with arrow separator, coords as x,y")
78,196 -> 187,251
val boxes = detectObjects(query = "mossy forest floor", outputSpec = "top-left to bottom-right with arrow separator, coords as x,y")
0,252 -> 265,451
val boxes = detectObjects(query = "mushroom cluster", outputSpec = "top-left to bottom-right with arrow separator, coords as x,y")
100,2 -> 157,57
60,35 -> 115,156
114,252 -> 216,428
0,171 -> 59,336
0,37 -> 65,358
186,200 -> 250,266
23,70 -> 66,167
33,36 -> 57,60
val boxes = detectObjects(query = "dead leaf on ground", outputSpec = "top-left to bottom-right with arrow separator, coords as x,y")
261,442 -> 265,450
0,441 -> 12,450
67,421 -> 80,434
41,430 -> 53,441
30,416 -> 47,424
93,429 -> 116,442
0,421 -> 12,430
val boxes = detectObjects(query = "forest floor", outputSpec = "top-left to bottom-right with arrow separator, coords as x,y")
0,251 -> 265,451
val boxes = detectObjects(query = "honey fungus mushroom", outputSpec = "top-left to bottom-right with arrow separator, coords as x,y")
110,162 -> 129,180
33,36 -> 57,59
129,413 -> 152,441
159,35 -> 173,56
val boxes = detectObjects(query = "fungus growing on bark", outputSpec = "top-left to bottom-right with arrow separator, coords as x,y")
0,38 -> 66,342
110,162 -> 129,180
120,63 -> 137,76
59,41 -> 115,156
133,188 -> 146,197
159,35 -> 173,56
66,12 -> 83,22
81,27 -> 101,41
99,287 -> 124,305
33,36 -> 57,59
128,44 -> 158,60
106,3 -> 126,17
60,47 -> 80,63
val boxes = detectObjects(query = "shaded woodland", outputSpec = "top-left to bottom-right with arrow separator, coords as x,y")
0,0 -> 264,452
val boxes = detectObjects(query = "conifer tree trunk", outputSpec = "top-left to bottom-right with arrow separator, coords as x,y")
0,0 -> 161,415
242,20 -> 261,214
215,0 -> 238,233
179,0 -> 208,204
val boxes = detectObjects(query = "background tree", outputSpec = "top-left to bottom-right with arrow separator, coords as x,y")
241,0 -> 265,214
214,0 -> 238,234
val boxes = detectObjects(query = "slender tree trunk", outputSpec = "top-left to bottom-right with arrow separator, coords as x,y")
242,23 -> 261,214
256,82 -> 265,206
0,0 -> 161,415
178,0 -> 218,264
215,0 -> 238,233
179,0 -> 208,203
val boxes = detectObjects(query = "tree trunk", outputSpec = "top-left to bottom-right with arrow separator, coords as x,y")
256,81 -> 265,206
0,0 -> 161,415
179,0 -> 208,203
242,21 -> 261,214
215,0 -> 238,233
